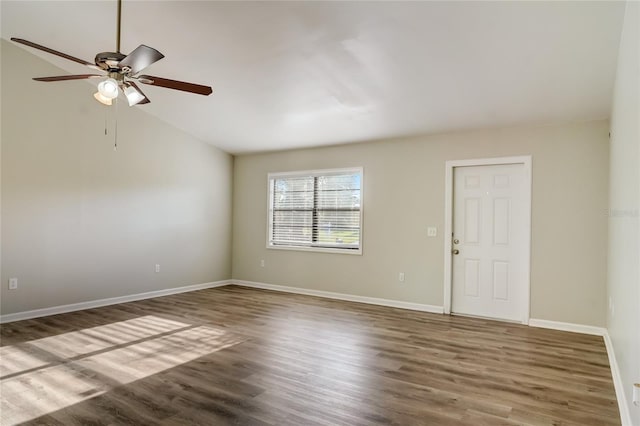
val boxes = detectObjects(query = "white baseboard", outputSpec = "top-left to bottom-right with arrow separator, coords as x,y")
0,278 -> 443,323
0,280 -> 232,324
231,279 -> 444,314
603,331 -> 633,426
528,318 -> 607,336
529,319 -> 631,424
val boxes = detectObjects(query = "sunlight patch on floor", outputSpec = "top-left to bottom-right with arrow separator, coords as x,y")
1,364 -> 107,425
76,326 -> 242,384
0,345 -> 50,377
29,315 -> 189,358
0,316 -> 243,425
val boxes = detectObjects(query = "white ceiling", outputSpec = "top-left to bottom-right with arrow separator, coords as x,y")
1,1 -> 625,154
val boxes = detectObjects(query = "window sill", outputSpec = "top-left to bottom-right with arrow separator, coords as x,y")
266,244 -> 362,256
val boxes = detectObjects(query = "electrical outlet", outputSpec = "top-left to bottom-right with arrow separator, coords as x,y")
8,278 -> 18,290
399,272 -> 405,282
155,264 -> 160,273
260,260 -> 265,267
427,227 -> 437,237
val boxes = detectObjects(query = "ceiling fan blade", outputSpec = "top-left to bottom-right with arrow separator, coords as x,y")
33,74 -> 103,82
127,82 -> 151,105
119,45 -> 164,75
137,75 -> 213,96
11,38 -> 99,69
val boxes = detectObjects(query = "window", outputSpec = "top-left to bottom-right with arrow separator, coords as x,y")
267,168 -> 363,254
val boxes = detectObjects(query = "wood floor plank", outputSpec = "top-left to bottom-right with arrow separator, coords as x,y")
0,285 -> 620,425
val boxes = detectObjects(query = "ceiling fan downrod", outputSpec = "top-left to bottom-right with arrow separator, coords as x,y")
116,0 -> 122,53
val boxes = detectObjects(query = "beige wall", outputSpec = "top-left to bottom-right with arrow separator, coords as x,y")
1,40 -> 233,315
233,120 -> 610,326
607,1 -> 640,423
0,37 -> 614,332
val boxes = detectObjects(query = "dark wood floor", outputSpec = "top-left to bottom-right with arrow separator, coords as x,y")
0,285 -> 619,425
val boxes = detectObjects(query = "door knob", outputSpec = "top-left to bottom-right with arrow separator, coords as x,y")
452,249 -> 460,255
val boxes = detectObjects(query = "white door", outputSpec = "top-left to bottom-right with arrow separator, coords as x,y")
451,163 -> 528,322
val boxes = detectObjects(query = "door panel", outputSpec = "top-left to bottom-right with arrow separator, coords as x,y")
464,198 -> 481,244
451,163 -> 527,322
493,198 -> 510,245
464,259 -> 480,297
492,261 -> 509,300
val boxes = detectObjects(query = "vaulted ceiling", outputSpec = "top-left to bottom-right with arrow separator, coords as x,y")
1,1 -> 625,154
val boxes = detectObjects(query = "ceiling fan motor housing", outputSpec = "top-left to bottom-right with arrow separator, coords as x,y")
95,52 -> 127,72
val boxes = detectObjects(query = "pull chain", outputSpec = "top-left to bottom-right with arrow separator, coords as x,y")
100,90 -> 118,148
114,97 -> 119,151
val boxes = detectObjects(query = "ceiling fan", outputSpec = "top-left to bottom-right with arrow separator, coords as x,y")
11,0 -> 212,107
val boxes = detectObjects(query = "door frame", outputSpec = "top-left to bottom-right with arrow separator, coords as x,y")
443,156 -> 532,324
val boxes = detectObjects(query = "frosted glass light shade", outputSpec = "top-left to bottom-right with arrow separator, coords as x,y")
97,78 -> 119,99
124,85 -> 145,106
93,91 -> 113,106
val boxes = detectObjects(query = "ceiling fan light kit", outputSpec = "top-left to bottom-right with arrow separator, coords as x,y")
10,0 -> 212,108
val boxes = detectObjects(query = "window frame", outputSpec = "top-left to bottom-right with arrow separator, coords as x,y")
266,167 -> 364,255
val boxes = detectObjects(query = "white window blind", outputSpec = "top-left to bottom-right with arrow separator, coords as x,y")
268,168 -> 362,253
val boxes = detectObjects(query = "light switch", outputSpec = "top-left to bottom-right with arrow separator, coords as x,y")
427,227 -> 437,237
